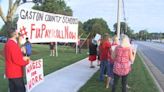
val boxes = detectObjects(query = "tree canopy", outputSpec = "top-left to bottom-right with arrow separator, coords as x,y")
113,22 -> 134,38
32,0 -> 73,16
83,18 -> 111,37
0,0 -> 21,35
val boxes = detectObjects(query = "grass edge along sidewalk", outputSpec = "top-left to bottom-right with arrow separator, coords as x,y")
78,54 -> 159,92
0,44 -> 88,92
138,50 -> 163,92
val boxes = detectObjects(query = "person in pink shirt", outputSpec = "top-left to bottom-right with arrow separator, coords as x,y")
112,35 -> 136,92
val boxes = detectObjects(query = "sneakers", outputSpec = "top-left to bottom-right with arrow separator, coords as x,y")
106,85 -> 109,88
90,65 -> 95,68
126,84 -> 131,89
50,54 -> 55,56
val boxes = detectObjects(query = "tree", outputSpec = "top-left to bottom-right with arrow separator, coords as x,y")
138,29 -> 149,40
0,0 -> 21,34
78,21 -> 88,38
32,0 -> 73,16
113,22 -> 127,34
83,18 -> 111,37
1,15 -> 18,36
113,22 -> 134,38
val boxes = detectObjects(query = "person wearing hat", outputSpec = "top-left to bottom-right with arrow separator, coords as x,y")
4,28 -> 30,92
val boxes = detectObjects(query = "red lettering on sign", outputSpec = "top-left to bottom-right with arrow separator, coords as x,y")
31,24 -> 35,39
65,26 -> 68,39
27,61 -> 42,73
45,29 -> 50,38
28,74 -> 43,89
31,71 -> 37,77
64,26 -> 76,40
36,28 -> 41,38
41,24 -> 46,38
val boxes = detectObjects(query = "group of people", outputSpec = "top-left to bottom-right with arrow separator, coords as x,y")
88,33 -> 136,92
4,27 -> 135,92
4,27 -> 32,92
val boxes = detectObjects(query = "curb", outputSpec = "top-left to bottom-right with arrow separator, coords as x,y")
138,49 -> 163,92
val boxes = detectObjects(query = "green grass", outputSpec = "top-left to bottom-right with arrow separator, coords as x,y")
0,43 -> 88,92
79,54 -> 159,92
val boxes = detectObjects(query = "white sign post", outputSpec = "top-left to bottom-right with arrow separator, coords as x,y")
26,59 -> 44,92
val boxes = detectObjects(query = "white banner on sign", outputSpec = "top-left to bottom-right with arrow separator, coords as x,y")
26,59 -> 44,92
17,8 -> 78,43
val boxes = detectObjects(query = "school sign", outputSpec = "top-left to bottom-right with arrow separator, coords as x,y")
17,8 -> 78,43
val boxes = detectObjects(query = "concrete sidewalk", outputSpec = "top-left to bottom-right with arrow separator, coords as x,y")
31,58 -> 99,92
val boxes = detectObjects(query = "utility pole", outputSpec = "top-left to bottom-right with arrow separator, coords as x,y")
124,18 -> 127,34
117,0 -> 122,40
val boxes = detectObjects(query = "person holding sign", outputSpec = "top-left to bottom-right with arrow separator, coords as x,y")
88,38 -> 97,68
4,27 -> 30,92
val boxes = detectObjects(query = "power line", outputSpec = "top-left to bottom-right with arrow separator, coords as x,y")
122,0 -> 128,33
122,0 -> 126,22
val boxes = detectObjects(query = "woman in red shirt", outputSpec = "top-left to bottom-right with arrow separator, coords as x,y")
112,35 -> 136,92
106,35 -> 119,88
4,28 -> 29,92
99,34 -> 111,81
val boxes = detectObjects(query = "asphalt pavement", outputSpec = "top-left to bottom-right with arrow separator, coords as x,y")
135,41 -> 164,92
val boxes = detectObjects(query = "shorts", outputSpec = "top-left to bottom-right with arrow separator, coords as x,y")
88,55 -> 97,62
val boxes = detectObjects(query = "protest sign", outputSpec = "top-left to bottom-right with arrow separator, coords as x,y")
26,59 -> 44,92
94,34 -> 101,41
17,8 -> 78,43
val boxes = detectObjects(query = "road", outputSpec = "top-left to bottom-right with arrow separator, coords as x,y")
136,41 -> 164,73
135,41 -> 164,92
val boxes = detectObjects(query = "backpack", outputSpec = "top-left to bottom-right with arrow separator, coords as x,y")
25,42 -> 32,56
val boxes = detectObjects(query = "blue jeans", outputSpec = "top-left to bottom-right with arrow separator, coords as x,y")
99,60 -> 110,81
108,63 -> 114,78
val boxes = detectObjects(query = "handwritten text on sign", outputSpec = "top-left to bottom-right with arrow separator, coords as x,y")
26,59 -> 44,92
17,8 -> 78,43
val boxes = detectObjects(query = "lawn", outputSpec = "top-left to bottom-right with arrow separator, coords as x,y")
78,54 -> 159,92
0,43 -> 88,92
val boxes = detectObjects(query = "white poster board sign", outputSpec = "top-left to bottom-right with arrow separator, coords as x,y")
26,59 -> 44,92
94,34 -> 101,41
17,8 -> 78,43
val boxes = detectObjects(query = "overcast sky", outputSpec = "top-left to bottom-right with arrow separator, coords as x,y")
0,0 -> 164,33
